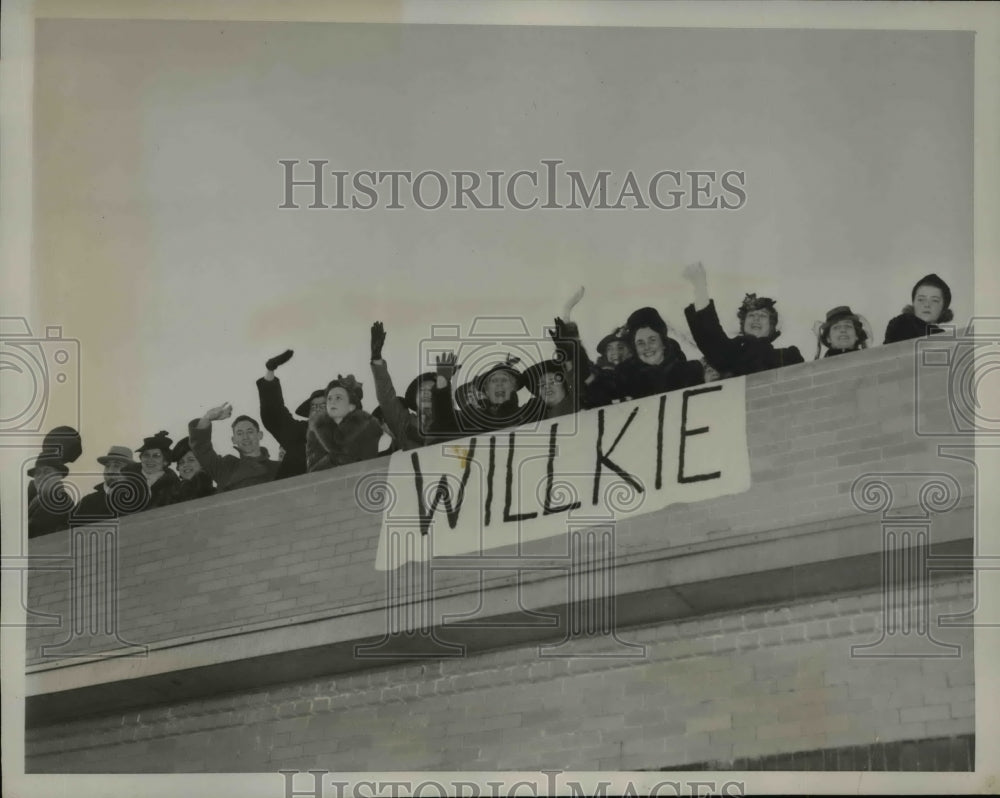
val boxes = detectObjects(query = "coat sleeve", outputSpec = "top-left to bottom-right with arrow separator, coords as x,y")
553,320 -> 592,412
188,418 -> 235,487
430,378 -> 459,441
684,300 -> 740,374
256,376 -> 302,449
781,346 -> 805,366
883,315 -> 910,345
369,360 -> 415,446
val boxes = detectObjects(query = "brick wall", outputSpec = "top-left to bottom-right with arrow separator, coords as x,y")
23,339 -> 977,771
26,576 -> 974,772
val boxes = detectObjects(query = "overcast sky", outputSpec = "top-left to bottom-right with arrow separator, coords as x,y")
31,20 -> 973,467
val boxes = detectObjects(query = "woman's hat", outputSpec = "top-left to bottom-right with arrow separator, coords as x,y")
27,454 -> 69,478
625,307 -> 668,341
294,389 -> 326,418
911,273 -> 952,309
596,327 -> 631,358
41,425 -> 82,464
325,374 -> 363,408
404,372 -> 437,412
523,360 -> 566,397
170,437 -> 192,463
474,356 -> 524,393
96,445 -> 135,466
137,430 -> 173,455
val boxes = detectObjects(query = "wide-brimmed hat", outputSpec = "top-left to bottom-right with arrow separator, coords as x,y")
96,445 -> 135,466
325,374 -> 363,409
523,360 -> 567,397
404,372 -> 437,412
137,430 -> 173,455
911,273 -> 952,309
474,358 -> 525,393
294,389 -> 326,418
27,454 -> 69,478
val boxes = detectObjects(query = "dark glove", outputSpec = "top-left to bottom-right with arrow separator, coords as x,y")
436,351 -> 461,382
371,322 -> 386,362
266,349 -> 294,372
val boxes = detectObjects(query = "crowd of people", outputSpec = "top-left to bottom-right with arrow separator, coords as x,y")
26,267 -> 955,538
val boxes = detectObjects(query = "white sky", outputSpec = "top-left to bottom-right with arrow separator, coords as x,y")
32,20 -> 973,467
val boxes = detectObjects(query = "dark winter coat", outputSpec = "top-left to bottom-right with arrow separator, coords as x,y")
142,468 -> 181,510
457,396 -> 544,435
170,471 -> 217,504
883,310 -> 945,344
685,300 -> 804,377
256,376 -> 308,479
583,366 -> 633,409
73,474 -> 148,522
616,339 -> 705,400
27,484 -> 73,538
306,409 -> 383,472
187,419 -> 280,492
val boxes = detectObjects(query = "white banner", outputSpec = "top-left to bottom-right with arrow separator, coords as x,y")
374,379 -> 751,570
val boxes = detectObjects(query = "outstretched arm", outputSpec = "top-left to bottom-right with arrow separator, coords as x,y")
189,403 -> 235,485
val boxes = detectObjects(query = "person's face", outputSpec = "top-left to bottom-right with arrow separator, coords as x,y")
103,460 -> 128,487
417,380 -> 435,414
634,327 -> 665,365
231,420 -> 263,455
140,448 -> 166,476
33,464 -> 61,493
326,387 -> 356,421
913,286 -> 944,323
743,309 -> 773,338
308,397 -> 327,420
828,319 -> 858,350
539,372 -> 567,407
484,371 -> 517,405
177,451 -> 201,480
605,340 -> 631,366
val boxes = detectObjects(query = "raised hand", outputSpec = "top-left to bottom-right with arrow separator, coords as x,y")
205,402 -> 233,422
562,286 -> 585,321
371,321 -> 387,362
682,262 -> 707,286
436,351 -> 461,382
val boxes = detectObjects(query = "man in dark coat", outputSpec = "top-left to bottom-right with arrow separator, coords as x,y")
27,455 -> 74,538
74,446 -> 148,521
256,349 -> 325,479
188,405 -> 280,492
884,273 -> 954,344
683,261 -> 804,376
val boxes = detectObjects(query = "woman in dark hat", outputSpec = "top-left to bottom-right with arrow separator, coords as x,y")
813,306 -> 871,359
169,436 -> 217,504
455,355 -> 543,434
306,374 -> 384,472
579,326 -> 634,408
136,431 -> 180,510
27,455 -> 74,538
27,426 -> 83,506
616,306 -> 705,399
884,273 -> 953,344
682,261 -> 804,376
